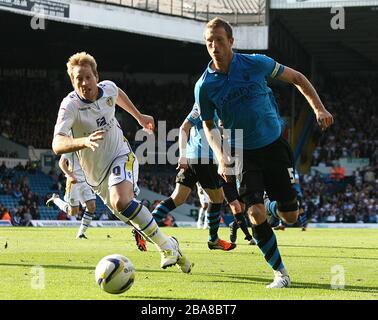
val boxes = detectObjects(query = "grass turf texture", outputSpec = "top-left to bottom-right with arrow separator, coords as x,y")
0,227 -> 377,300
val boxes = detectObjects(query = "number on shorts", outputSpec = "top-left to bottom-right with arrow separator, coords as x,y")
113,166 -> 121,176
287,167 -> 295,184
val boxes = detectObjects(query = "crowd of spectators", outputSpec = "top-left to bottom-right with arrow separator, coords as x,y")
138,168 -> 199,206
312,76 -> 378,166
0,78 -> 62,149
301,164 -> 378,223
0,165 -> 42,226
1,74 -> 377,225
0,76 -> 290,149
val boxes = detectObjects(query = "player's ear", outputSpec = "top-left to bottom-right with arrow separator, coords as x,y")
229,37 -> 234,47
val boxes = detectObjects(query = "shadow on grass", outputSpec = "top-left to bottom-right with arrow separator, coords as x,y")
180,241 -> 378,251
194,272 -> 378,294
0,262 -> 172,275
283,254 -> 378,261
2,263 -> 377,296
124,295 -> 201,300
279,244 -> 378,251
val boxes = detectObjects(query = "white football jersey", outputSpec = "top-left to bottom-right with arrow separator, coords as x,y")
54,80 -> 130,187
61,152 -> 86,182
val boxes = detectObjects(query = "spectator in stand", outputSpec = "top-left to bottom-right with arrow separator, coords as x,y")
99,209 -> 110,221
0,204 -> 12,223
330,162 -> 345,181
57,210 -> 69,220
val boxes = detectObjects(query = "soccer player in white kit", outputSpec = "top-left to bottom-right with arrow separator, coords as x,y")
196,183 -> 209,229
52,52 -> 191,273
46,152 -> 96,239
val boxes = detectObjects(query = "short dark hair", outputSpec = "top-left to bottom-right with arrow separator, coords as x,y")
205,17 -> 233,39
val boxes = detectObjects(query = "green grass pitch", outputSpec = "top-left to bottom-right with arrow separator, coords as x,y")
0,227 -> 377,300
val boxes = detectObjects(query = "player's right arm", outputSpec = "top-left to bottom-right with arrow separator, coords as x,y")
195,83 -> 230,181
202,119 -> 230,181
52,132 -> 105,155
58,155 -> 77,184
52,99 -> 105,155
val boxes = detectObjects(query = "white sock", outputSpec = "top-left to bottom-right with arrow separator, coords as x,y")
197,207 -> 205,228
115,200 -> 172,251
53,198 -> 69,213
78,211 -> 93,235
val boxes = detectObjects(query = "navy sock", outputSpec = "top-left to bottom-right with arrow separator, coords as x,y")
207,203 -> 221,242
253,220 -> 285,271
298,211 -> 308,227
152,198 -> 176,223
234,212 -> 252,240
267,200 -> 280,219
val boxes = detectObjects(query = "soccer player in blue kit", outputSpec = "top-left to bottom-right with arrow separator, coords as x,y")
196,18 -> 334,288
152,103 -> 236,251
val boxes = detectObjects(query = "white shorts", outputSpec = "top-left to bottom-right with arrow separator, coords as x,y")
92,152 -> 139,215
64,180 -> 96,207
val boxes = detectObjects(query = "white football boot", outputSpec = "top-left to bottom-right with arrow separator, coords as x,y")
266,268 -> 291,288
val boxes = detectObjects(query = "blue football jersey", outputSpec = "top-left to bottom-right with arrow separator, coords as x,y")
195,53 -> 285,150
185,103 -> 217,159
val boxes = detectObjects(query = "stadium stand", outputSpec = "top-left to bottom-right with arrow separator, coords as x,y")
84,0 -> 265,24
1,72 -> 377,225
311,76 -> 378,166
0,2 -> 377,227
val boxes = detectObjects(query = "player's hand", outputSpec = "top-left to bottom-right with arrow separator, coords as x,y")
176,156 -> 189,171
85,130 -> 106,151
138,114 -> 155,134
316,109 -> 334,131
218,159 -> 232,183
68,173 -> 78,184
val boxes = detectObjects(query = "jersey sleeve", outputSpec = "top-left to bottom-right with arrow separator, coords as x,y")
53,98 -> 75,137
251,54 -> 285,79
186,103 -> 201,125
194,81 -> 215,122
99,80 -> 119,99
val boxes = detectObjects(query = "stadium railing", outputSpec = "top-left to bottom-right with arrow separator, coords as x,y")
82,0 -> 266,25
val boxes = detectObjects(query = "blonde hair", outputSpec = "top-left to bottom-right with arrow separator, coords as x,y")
205,17 -> 233,39
66,52 -> 98,80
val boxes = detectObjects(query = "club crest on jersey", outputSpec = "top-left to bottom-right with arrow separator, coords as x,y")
106,97 -> 114,107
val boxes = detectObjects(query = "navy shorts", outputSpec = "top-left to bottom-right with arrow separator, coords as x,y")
238,136 -> 297,207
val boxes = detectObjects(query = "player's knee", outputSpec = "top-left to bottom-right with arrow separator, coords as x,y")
111,196 -> 133,212
171,193 -> 187,206
86,203 -> 96,213
69,206 -> 79,216
206,188 -> 224,203
277,199 -> 299,224
229,201 -> 242,214
280,211 -> 298,224
246,203 -> 265,223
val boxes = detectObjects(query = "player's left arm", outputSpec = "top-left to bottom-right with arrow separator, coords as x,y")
116,87 -> 155,132
177,119 -> 193,171
276,66 -> 334,131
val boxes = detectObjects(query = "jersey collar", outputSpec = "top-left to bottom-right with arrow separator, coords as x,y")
207,52 -> 236,75
75,86 -> 104,104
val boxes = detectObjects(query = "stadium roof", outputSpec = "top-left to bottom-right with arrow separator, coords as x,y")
271,6 -> 378,73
